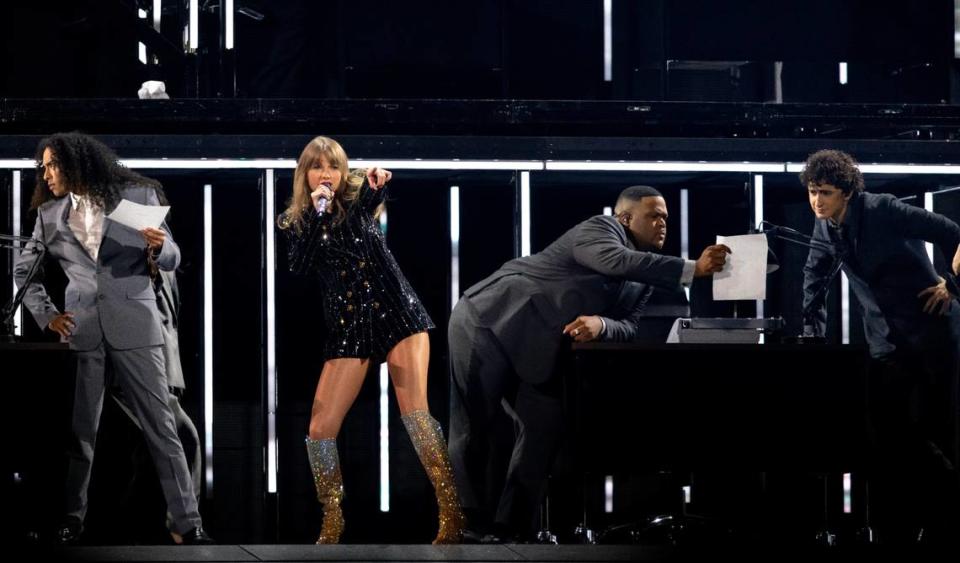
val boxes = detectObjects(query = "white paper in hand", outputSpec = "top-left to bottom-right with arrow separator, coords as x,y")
712,234 -> 768,301
107,199 -> 170,231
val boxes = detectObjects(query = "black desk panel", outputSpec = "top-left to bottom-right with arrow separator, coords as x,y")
569,343 -> 870,472
1,342 -> 72,542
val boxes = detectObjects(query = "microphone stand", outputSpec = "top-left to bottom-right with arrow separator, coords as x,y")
758,221 -> 872,544
758,221 -> 843,344
1,234 -> 47,342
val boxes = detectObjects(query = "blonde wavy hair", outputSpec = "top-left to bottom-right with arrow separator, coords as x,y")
278,136 -> 374,232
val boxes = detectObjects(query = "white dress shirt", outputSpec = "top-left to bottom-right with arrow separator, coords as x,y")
68,192 -> 105,261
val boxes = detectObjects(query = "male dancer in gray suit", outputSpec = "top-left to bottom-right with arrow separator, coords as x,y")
153,269 -> 202,504
447,185 -> 731,540
110,269 -> 202,542
801,149 -> 960,546
15,133 -> 212,545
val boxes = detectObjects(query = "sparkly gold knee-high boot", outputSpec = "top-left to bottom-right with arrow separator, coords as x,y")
305,437 -> 345,544
401,410 -> 466,544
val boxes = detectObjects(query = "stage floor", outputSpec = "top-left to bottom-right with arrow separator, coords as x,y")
19,542 -> 931,562
31,545 -> 674,562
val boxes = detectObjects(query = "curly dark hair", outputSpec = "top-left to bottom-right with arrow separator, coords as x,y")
799,149 -> 865,195
31,132 -> 165,210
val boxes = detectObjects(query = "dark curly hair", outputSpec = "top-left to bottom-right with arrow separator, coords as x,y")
31,132 -> 165,210
799,149 -> 865,195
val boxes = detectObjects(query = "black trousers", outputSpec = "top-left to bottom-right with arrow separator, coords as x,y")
447,299 -> 564,537
865,341 -> 960,542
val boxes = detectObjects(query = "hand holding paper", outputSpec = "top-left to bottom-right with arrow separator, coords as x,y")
107,199 -> 170,231
713,234 -> 768,300
694,244 -> 733,277
141,227 -> 166,251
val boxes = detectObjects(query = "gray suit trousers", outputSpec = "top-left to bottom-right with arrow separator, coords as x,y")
66,342 -> 201,534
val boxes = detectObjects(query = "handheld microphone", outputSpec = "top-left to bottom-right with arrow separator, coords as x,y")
315,183 -> 332,215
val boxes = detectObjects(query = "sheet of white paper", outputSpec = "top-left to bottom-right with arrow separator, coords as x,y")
106,199 -> 170,231
712,234 -> 767,301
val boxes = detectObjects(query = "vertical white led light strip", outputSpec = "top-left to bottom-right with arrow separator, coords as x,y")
925,192 -> 935,263
450,186 -> 460,311
265,170 -> 278,493
841,273 -> 850,345
680,189 -> 689,260
189,0 -> 199,50
12,171 -> 22,336
203,184 -> 214,497
603,0 -> 613,82
138,9 -> 148,64
956,0 -> 960,58
680,188 -> 690,301
843,473 -> 852,514
754,176 -> 765,332
839,62 -> 848,85
520,172 -> 531,257
773,61 -> 783,103
604,475 -> 614,513
225,0 -> 235,50
153,0 -> 162,31
753,175 -> 764,236
379,209 -> 390,512
380,362 -> 390,512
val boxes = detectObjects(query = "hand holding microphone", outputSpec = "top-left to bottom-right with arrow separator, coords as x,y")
311,182 -> 335,215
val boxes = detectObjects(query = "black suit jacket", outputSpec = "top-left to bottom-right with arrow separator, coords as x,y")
462,215 -> 686,383
803,191 -> 960,358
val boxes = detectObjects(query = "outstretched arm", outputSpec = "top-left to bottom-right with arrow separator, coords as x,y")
357,167 -> 392,213
572,218 -> 686,289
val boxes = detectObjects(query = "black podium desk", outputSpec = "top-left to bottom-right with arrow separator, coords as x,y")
568,342 -> 871,473
0,341 -> 70,350
1,340 -> 72,541
1,340 -> 72,400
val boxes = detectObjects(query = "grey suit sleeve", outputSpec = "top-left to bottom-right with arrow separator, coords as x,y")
13,213 -> 59,330
158,270 -> 180,328
156,272 -> 186,389
802,221 -> 833,337
572,218 -> 685,289
146,187 -> 180,271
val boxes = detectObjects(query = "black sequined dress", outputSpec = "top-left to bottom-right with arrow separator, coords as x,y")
284,183 -> 434,361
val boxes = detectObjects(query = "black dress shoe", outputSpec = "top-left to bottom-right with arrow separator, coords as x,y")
55,521 -> 82,545
179,526 -> 215,545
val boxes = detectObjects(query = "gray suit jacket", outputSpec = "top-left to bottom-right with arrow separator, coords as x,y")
15,184 -> 180,352
156,269 -> 185,389
462,215 -> 685,384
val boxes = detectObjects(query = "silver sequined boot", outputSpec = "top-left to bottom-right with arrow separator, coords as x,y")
401,410 -> 466,544
305,437 -> 345,544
